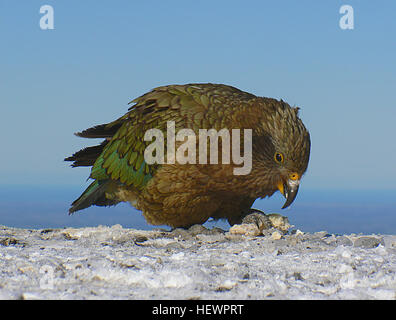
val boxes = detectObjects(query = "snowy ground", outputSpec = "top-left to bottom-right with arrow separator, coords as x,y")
0,221 -> 395,300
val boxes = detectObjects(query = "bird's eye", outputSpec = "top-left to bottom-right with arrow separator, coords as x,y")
274,152 -> 284,163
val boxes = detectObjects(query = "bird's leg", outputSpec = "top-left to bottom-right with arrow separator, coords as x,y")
228,208 -> 272,231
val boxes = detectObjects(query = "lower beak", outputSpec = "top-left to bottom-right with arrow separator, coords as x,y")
277,179 -> 300,209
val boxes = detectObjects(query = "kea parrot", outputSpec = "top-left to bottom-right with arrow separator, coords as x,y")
65,83 -> 311,228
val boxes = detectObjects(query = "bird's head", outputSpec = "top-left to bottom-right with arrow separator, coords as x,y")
253,99 -> 311,209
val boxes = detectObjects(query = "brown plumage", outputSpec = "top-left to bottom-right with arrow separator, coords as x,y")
65,83 -> 311,228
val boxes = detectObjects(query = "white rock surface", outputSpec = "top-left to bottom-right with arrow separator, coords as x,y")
0,224 -> 395,300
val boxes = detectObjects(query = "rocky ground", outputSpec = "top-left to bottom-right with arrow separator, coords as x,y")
0,217 -> 395,299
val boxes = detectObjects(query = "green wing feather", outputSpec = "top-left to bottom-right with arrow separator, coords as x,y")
89,84 -> 215,190
90,122 -> 154,190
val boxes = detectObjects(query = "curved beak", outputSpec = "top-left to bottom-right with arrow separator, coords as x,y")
277,179 -> 300,209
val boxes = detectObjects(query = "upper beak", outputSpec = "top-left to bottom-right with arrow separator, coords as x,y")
277,179 -> 300,209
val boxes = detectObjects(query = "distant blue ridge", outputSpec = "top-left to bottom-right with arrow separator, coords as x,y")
0,185 -> 395,234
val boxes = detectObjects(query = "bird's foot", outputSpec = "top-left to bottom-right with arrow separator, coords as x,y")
228,209 -> 292,236
228,208 -> 271,231
240,208 -> 272,232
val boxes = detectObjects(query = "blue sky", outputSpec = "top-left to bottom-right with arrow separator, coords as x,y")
0,1 -> 395,192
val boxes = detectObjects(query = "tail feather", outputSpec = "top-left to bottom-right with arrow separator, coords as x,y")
65,140 -> 108,167
75,123 -> 122,139
65,122 -> 123,167
69,180 -> 118,214
66,122 -> 123,213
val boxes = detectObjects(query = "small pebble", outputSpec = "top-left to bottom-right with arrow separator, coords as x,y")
271,231 -> 283,240
20,292 -> 41,300
354,236 -> 383,248
229,224 -> 261,236
267,214 -> 292,232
